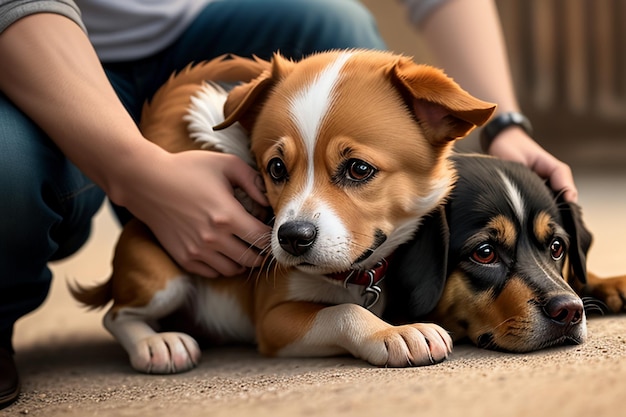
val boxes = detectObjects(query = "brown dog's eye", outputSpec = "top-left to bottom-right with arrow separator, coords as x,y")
332,158 -> 377,186
346,159 -> 376,182
471,243 -> 497,264
267,157 -> 288,183
550,238 -> 565,260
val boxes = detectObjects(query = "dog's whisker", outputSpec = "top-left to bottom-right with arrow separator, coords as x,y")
237,231 -> 273,267
552,188 -> 569,204
266,258 -> 285,288
262,255 -> 281,285
581,296 -> 608,316
256,239 -> 274,256
261,252 -> 276,275
247,250 -> 274,284
491,316 -> 530,333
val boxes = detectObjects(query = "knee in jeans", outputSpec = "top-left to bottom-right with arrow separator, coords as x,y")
0,153 -> 51,228
0,125 -> 95,249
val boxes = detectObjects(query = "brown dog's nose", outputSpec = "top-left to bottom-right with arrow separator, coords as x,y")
278,221 -> 317,256
543,295 -> 584,326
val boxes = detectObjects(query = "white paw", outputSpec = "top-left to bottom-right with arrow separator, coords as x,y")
128,332 -> 201,374
363,323 -> 453,367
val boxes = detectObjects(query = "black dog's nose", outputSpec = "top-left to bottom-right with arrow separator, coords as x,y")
543,295 -> 584,326
278,221 -> 317,256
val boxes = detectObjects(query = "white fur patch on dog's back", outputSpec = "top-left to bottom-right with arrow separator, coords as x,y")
185,82 -> 255,166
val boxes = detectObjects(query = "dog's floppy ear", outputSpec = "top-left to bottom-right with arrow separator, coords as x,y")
384,206 -> 450,322
391,59 -> 496,144
559,199 -> 593,284
214,53 -> 296,131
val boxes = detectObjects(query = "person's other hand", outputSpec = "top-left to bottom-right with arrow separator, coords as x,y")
488,127 -> 578,203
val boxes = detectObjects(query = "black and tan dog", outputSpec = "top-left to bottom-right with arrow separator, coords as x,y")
385,154 -> 626,352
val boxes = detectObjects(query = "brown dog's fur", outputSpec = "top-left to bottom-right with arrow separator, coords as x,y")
72,51 -> 496,373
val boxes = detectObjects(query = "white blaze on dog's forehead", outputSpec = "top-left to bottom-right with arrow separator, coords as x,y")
288,52 -> 353,158
277,53 -> 354,269
498,169 -> 526,224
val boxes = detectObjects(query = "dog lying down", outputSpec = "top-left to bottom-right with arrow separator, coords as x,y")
71,50 -> 496,373
386,153 -> 626,353
71,50 -> 625,374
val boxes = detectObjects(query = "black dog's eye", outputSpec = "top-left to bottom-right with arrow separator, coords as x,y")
471,243 -> 498,264
550,238 -> 565,261
267,157 -> 288,183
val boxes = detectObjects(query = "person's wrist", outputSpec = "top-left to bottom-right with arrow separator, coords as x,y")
104,139 -> 168,207
480,111 -> 533,153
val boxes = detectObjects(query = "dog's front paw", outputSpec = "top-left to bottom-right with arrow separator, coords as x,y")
587,275 -> 626,313
363,323 -> 452,367
128,332 -> 201,374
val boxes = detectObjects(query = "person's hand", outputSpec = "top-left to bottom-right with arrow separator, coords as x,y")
113,147 -> 271,278
488,127 -> 578,202
0,12 -> 270,278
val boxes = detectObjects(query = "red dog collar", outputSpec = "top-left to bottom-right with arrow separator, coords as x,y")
326,257 -> 390,310
327,257 -> 390,287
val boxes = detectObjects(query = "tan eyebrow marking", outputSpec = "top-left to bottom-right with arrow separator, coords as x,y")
534,211 -> 555,243
487,215 -> 517,248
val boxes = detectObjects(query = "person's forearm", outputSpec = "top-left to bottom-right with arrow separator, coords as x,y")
411,0 -> 577,202
419,0 -> 519,115
0,13 -> 162,202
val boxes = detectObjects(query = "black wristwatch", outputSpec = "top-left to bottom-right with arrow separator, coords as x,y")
479,112 -> 534,152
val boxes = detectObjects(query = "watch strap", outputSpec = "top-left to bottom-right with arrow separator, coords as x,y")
479,112 -> 534,152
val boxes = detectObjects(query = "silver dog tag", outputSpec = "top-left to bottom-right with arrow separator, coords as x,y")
362,270 -> 383,310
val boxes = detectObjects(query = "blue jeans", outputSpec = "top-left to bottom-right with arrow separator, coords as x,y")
0,0 -> 386,350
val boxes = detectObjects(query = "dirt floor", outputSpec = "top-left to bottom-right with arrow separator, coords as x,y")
4,2 -> 626,416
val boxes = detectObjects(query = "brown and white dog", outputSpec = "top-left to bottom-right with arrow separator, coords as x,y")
71,50 -> 495,373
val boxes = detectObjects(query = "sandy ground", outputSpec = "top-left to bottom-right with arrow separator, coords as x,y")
4,2 -> 626,416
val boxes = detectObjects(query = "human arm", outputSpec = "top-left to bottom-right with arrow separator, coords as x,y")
404,0 -> 577,202
0,12 -> 271,277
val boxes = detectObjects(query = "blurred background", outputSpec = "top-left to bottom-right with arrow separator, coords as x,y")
361,0 -> 626,171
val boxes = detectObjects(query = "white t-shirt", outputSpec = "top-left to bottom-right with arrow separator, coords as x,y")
0,0 -> 446,62
77,0 -> 214,62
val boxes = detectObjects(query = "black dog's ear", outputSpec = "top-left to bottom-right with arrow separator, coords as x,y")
558,198 -> 593,284
384,206 -> 449,322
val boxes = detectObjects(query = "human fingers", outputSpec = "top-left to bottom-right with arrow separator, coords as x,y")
182,252 -> 244,278
183,260 -> 221,279
532,156 -> 579,203
182,194 -> 270,271
489,129 -> 579,202
224,203 -> 272,262
184,230 -> 268,277
222,154 -> 269,207
173,225 -> 257,276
